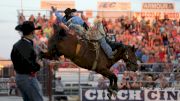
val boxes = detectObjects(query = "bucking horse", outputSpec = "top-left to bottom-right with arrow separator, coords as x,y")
41,24 -> 139,99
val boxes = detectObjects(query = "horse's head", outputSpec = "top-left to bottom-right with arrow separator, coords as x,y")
39,23 -> 68,60
115,45 -> 139,72
124,46 -> 139,71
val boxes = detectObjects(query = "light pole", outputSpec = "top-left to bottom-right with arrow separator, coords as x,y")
21,0 -> 23,13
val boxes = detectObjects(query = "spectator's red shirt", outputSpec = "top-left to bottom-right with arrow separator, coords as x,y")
148,56 -> 156,63
159,52 -> 166,62
171,30 -> 177,38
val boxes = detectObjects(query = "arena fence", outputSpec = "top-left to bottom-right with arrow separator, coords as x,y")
0,59 -> 179,101
38,60 -> 180,101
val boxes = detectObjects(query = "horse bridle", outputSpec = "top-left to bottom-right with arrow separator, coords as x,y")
124,48 -> 137,66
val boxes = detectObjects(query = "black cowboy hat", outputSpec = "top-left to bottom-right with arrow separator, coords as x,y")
64,8 -> 72,15
15,21 -> 41,35
71,8 -> 77,13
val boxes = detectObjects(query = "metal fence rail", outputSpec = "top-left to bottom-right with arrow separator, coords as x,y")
36,60 -> 179,101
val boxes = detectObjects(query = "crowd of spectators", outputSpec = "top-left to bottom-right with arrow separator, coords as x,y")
18,10 -> 180,89
101,14 -> 180,89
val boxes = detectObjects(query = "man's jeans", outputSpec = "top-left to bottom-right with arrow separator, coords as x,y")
15,73 -> 44,101
99,37 -> 113,58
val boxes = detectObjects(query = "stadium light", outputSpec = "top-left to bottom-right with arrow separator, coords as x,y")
21,0 -> 23,12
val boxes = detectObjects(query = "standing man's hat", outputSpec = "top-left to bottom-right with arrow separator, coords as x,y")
15,21 -> 41,35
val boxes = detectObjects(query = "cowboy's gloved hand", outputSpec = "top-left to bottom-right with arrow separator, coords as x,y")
51,6 -> 57,12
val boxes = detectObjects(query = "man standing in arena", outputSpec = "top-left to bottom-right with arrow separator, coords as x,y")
11,21 -> 44,101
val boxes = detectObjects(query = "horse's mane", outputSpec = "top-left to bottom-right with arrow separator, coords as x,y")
47,24 -> 70,59
51,24 -> 67,41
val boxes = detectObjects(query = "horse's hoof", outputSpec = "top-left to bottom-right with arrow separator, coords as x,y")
107,93 -> 112,101
112,90 -> 117,97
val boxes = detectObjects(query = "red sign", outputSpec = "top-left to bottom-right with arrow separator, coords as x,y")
41,0 -> 75,10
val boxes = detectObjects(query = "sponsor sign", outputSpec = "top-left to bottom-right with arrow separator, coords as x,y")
98,2 -> 131,11
81,88 -> 180,101
142,3 -> 175,11
97,11 -> 131,19
0,78 -> 9,94
41,0 -> 75,10
133,12 -> 180,19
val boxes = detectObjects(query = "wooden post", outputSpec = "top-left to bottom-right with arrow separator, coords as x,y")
48,63 -> 53,101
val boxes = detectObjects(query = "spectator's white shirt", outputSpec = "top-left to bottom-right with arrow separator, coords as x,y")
55,79 -> 64,92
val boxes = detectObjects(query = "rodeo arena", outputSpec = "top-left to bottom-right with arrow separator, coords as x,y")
0,0 -> 180,101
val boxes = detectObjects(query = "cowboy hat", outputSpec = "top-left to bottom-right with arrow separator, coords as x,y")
15,21 -> 41,35
64,8 -> 72,15
71,8 -> 77,13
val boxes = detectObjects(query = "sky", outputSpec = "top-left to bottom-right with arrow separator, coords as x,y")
0,0 -> 179,59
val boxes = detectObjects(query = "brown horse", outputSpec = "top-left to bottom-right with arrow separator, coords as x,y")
42,24 -> 138,94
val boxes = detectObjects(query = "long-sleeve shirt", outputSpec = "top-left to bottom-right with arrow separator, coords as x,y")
11,37 -> 40,75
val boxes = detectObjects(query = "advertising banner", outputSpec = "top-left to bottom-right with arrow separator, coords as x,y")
81,88 -> 180,101
98,2 -> 131,11
133,12 -> 180,19
97,11 -> 131,19
41,0 -> 75,10
0,78 -> 9,94
142,3 -> 175,11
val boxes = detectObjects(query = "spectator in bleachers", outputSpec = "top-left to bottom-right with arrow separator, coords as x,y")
8,76 -> 18,95
140,16 -> 146,32
36,12 -> 44,27
162,32 -> 169,46
130,72 -> 142,90
97,76 -> 108,89
155,73 -> 169,89
113,19 -> 121,35
54,76 -> 68,101
43,21 -> 54,39
118,78 -> 131,90
29,14 -> 36,23
141,49 -> 149,63
18,13 -> 25,24
169,73 -> 175,87
118,71 -> 131,89
42,14 -> 48,22
143,75 -> 155,89
148,53 -> 156,63
135,45 -> 143,60
152,56 -> 163,72
37,13 -> 43,21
